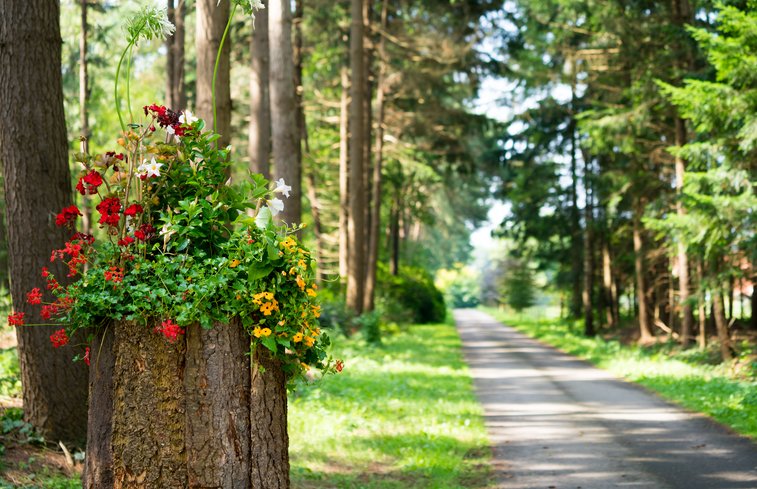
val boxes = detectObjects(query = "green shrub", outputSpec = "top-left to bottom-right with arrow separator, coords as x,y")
377,265 -> 446,324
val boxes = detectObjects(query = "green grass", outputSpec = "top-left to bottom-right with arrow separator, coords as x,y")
484,307 -> 757,440
288,319 -> 493,488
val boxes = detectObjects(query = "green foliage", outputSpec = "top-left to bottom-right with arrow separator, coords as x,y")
500,261 -> 536,312
377,265 -> 446,325
289,319 -> 493,488
484,308 -> 757,439
436,266 -> 480,308
0,347 -> 20,398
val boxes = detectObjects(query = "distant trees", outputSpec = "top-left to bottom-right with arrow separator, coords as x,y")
494,0 -> 755,358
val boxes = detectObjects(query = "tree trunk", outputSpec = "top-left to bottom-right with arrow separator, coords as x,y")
249,0 -> 271,179
633,201 -> 654,342
389,190 -> 400,276
339,65 -> 350,280
583,157 -> 595,336
362,0 -> 374,275
250,347 -> 289,489
196,0 -> 231,146
84,320 -> 253,489
363,0 -> 388,312
346,0 -> 366,313
675,116 -> 694,345
0,0 -> 89,445
269,0 -> 302,227
696,259 -> 707,350
79,0 -> 93,237
166,0 -> 186,110
569,80 -> 582,318
712,288 -> 733,362
601,239 -> 617,328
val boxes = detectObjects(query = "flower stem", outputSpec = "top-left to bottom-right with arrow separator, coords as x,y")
212,3 -> 238,134
126,44 -> 135,125
114,43 -> 133,133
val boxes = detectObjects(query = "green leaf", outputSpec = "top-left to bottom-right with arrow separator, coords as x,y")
247,265 -> 274,281
261,336 -> 277,352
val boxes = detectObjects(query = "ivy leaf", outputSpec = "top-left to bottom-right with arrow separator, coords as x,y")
261,336 -> 277,352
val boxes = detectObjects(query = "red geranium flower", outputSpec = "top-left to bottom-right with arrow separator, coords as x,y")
26,288 -> 42,305
40,304 -> 59,320
50,329 -> 69,348
154,319 -> 185,343
96,197 -> 122,227
117,236 -> 135,247
83,347 -> 90,366
134,223 -> 156,241
123,204 -> 144,217
55,205 -> 82,227
8,312 -> 25,326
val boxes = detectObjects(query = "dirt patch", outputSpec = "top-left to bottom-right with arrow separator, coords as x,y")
0,443 -> 81,486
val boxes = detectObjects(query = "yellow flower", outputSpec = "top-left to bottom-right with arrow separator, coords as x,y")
260,302 -> 275,316
296,275 -> 306,290
264,292 -> 274,300
306,288 -> 317,297
253,327 -> 262,338
229,259 -> 241,268
260,328 -> 272,337
311,305 -> 321,318
301,362 -> 310,371
293,332 -> 303,343
304,336 -> 315,347
297,259 -> 306,268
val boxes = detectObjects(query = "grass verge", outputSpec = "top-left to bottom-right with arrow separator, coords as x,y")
483,307 -> 757,440
289,319 -> 493,488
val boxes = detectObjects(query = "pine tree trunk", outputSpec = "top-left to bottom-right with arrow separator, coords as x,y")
0,0 -> 89,444
250,347 -> 290,489
712,288 -> 733,362
269,0 -> 302,227
196,0 -> 230,146
601,239 -> 617,328
346,0 -> 366,313
633,201 -> 654,342
84,320 -> 253,489
582,155 -> 595,336
339,66 -> 350,280
675,116 -> 694,345
166,0 -> 186,110
79,0 -> 93,237
362,0 -> 373,276
569,82 -> 582,318
363,0 -> 388,312
696,259 -> 707,350
249,0 -> 271,179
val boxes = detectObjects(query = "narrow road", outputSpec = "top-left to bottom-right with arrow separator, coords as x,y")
455,309 -> 757,489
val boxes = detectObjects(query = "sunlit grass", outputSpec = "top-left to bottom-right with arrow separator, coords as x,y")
288,319 -> 494,488
483,307 -> 757,440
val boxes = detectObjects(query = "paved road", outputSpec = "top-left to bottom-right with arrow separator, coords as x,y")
455,309 -> 757,489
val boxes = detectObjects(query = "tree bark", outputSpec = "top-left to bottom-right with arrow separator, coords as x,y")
347,0 -> 367,313
79,0 -> 93,237
601,238 -> 618,328
712,287 -> 733,362
569,78 -> 582,318
85,320 -> 253,489
0,0 -> 89,444
362,0 -> 374,274
166,0 -> 186,110
696,259 -> 707,350
633,200 -> 654,342
250,347 -> 290,489
269,0 -> 302,227
249,0 -> 271,179
675,115 -> 694,345
196,0 -> 231,146
339,65 -> 350,280
363,0 -> 389,312
582,156 -> 595,337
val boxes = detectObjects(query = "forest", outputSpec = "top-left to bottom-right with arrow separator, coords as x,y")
0,0 -> 754,487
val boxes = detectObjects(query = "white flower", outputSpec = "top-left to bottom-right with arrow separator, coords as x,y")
268,198 -> 285,216
273,178 -> 292,198
166,125 -> 176,135
138,157 -> 163,178
179,110 -> 198,125
250,0 -> 265,11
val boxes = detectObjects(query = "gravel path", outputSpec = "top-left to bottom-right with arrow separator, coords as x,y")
455,309 -> 757,489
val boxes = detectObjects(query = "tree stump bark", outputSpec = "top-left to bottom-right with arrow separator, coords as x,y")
84,318 -> 257,489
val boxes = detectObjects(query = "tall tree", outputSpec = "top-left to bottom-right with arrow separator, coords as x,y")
269,0 -> 301,227
166,0 -> 186,110
346,0 -> 366,313
249,0 -> 271,179
196,0 -> 231,146
0,0 -> 88,444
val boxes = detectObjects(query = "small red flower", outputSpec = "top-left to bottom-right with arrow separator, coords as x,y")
335,359 -> 344,373
104,266 -> 124,283
134,223 -> 156,241
117,236 -> 135,247
55,205 -> 82,227
8,312 -> 25,326
40,304 -> 59,320
96,197 -> 122,227
50,328 -> 69,348
154,319 -> 185,344
83,170 -> 103,188
123,204 -> 144,217
83,347 -> 90,366
26,288 -> 43,305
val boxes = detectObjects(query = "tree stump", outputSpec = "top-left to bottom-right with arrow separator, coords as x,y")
83,318 -> 274,489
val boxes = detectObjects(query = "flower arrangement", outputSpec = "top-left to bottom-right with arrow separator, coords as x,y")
12,103 -> 334,378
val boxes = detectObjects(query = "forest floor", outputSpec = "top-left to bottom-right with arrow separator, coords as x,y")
458,308 -> 757,489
